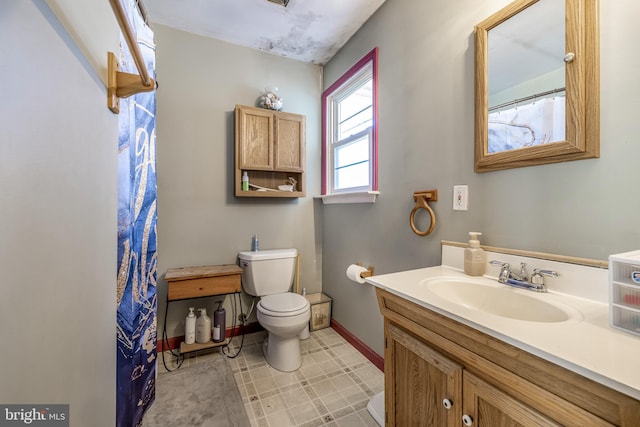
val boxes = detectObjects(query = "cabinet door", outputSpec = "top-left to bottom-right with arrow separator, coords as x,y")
274,112 -> 305,172
463,371 -> 568,427
237,106 -> 273,170
385,322 -> 462,427
463,371 -> 616,427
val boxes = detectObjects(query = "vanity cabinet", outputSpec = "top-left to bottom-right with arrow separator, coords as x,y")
377,288 -> 640,426
234,104 -> 306,197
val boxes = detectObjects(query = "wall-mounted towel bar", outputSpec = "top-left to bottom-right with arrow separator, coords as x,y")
107,0 -> 156,113
410,189 -> 437,236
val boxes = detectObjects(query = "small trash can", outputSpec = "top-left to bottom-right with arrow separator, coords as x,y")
305,293 -> 332,331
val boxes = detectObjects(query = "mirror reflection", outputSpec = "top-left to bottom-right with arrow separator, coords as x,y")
488,0 -> 565,153
474,0 -> 599,173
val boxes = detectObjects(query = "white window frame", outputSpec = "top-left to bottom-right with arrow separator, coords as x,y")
321,48 -> 378,204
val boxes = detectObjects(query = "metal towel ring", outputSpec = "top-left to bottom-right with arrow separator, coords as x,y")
409,190 -> 438,236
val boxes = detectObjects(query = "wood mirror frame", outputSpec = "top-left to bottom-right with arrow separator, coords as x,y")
474,0 -> 599,172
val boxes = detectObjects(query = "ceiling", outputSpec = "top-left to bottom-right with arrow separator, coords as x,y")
144,0 -> 387,65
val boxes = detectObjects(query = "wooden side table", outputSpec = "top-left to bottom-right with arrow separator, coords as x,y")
164,264 -> 242,354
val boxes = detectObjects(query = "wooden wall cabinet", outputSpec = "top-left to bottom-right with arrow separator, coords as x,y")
235,104 -> 306,198
377,288 -> 640,426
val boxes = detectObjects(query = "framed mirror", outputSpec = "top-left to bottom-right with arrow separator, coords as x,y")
474,0 -> 599,172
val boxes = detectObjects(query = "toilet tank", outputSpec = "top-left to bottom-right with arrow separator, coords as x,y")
238,248 -> 298,296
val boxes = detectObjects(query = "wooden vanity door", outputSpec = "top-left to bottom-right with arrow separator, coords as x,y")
462,371 -> 560,427
385,322 -> 462,427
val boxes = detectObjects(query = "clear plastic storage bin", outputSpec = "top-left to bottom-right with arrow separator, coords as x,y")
609,250 -> 640,336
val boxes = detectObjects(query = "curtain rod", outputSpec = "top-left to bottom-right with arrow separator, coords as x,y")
109,0 -> 152,87
489,87 -> 565,112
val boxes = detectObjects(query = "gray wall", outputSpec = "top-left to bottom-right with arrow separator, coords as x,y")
154,25 -> 323,338
322,0 -> 640,356
0,1 -> 118,424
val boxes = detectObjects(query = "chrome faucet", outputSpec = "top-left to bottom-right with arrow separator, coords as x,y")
489,260 -> 557,292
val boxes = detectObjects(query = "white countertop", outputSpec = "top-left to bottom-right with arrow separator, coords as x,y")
366,265 -> 640,400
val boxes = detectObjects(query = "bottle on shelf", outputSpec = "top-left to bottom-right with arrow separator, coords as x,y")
195,308 -> 211,344
213,301 -> 226,343
242,171 -> 249,191
185,307 -> 196,345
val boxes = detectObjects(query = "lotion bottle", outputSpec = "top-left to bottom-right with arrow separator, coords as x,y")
213,301 -> 226,343
464,232 -> 486,276
195,308 -> 212,344
242,171 -> 249,191
185,307 -> 196,345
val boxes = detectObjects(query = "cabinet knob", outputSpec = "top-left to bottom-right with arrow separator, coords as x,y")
442,399 -> 453,410
462,414 -> 474,426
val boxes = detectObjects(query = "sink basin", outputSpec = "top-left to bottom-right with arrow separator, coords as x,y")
421,277 -> 581,323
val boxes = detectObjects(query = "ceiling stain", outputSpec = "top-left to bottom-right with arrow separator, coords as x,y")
145,0 -> 387,65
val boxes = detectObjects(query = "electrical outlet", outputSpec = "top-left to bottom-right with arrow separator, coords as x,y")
238,313 -> 247,323
453,185 -> 468,211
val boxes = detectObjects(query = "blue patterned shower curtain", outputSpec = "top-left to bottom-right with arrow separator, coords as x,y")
116,2 -> 157,426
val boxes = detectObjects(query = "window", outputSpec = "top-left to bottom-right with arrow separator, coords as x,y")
322,48 -> 378,201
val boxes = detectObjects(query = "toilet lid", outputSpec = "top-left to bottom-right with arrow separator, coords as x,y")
259,293 -> 309,314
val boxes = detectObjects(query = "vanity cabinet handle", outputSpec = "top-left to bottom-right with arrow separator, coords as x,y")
462,414 -> 474,426
442,399 -> 453,410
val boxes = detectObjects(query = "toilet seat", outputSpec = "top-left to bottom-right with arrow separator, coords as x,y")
258,293 -> 310,317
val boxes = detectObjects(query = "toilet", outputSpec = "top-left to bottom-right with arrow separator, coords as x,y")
238,248 -> 310,372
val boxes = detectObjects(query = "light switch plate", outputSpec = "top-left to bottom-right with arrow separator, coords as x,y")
453,185 -> 468,211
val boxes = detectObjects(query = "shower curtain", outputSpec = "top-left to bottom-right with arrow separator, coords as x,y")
488,96 -> 565,153
115,2 -> 157,426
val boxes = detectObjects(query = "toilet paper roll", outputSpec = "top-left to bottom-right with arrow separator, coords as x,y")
346,264 -> 368,284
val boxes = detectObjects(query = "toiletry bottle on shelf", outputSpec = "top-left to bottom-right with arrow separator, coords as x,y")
213,301 -> 226,343
464,232 -> 486,276
195,308 -> 211,344
185,307 -> 196,345
251,234 -> 259,251
242,171 -> 249,191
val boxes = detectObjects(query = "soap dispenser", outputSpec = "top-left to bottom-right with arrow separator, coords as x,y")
464,232 -> 486,276
213,301 -> 226,343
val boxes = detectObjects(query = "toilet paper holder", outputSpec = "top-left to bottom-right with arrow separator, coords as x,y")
410,189 -> 438,236
357,263 -> 375,278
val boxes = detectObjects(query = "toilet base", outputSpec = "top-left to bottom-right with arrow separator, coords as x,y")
263,334 -> 302,372
299,324 -> 310,340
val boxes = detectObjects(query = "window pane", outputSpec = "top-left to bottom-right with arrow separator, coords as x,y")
334,135 -> 370,190
335,136 -> 369,168
335,162 -> 370,190
338,80 -> 372,140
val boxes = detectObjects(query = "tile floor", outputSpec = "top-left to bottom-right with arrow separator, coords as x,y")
227,328 -> 384,427
159,327 -> 384,427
